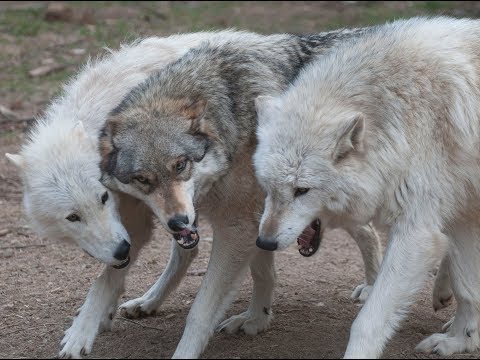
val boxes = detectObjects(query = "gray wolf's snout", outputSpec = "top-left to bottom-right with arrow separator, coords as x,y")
113,239 -> 130,261
168,214 -> 189,232
256,237 -> 278,251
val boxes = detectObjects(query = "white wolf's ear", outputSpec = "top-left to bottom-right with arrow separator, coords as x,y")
255,95 -> 278,125
5,153 -> 24,169
333,114 -> 365,162
73,121 -> 87,138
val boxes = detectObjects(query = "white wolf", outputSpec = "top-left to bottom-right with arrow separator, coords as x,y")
6,30 -> 383,359
254,17 -> 480,359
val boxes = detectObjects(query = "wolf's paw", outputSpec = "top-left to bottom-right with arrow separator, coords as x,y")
119,296 -> 158,319
216,309 -> 273,336
351,283 -> 372,303
415,325 -> 480,355
59,313 -> 99,359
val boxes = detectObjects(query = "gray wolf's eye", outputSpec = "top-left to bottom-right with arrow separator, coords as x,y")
135,176 -> 150,185
294,188 -> 310,197
101,191 -> 109,204
176,160 -> 187,174
66,214 -> 81,222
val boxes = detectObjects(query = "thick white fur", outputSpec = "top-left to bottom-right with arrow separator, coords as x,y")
2,30 -> 379,358
254,17 -> 480,359
8,30 -> 287,358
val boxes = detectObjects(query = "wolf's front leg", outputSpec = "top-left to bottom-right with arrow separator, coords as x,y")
59,265 -> 128,359
345,223 -> 382,303
60,196 -> 152,359
119,239 -> 198,318
344,223 -> 448,359
216,249 -> 275,335
172,225 -> 256,359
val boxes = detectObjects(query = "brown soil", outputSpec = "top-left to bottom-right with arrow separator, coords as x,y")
2,2 -> 480,359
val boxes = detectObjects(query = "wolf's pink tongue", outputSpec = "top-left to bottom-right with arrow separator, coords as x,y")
297,219 -> 322,257
297,225 -> 316,248
179,229 -> 190,237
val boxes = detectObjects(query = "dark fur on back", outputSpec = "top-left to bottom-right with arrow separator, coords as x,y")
105,28 -> 367,165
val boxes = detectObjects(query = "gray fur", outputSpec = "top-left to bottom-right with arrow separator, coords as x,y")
99,29 -> 384,359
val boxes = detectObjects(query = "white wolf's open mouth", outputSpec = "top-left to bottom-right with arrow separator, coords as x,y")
173,218 -> 200,250
112,256 -> 130,269
297,219 -> 323,257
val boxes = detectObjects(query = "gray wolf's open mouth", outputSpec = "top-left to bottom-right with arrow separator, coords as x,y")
112,256 -> 130,269
173,218 -> 200,250
297,219 -> 323,257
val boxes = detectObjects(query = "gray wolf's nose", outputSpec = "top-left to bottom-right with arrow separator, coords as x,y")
113,239 -> 130,260
168,214 -> 189,232
256,237 -> 278,251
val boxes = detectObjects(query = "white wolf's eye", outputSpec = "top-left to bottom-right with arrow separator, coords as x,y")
294,188 -> 310,197
66,213 -> 81,222
101,191 -> 109,204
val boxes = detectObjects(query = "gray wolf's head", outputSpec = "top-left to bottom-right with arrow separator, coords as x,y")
99,96 -> 228,249
6,122 -> 131,268
253,95 -> 366,253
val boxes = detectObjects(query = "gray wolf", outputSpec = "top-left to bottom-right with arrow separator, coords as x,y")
253,16 -> 480,358
98,30 -> 386,358
6,29 -> 381,359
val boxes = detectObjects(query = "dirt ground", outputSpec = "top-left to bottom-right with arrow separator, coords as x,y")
2,1 -> 480,359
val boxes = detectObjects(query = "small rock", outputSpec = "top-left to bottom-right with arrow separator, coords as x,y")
165,313 -> 176,320
29,63 -> 66,77
45,2 -> 73,22
315,302 -> 325,307
70,48 -> 86,56
41,58 -> 56,65
0,229 -> 11,237
0,249 -> 14,258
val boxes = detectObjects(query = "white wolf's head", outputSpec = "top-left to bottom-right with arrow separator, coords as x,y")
253,95 -> 367,253
6,121 -> 131,268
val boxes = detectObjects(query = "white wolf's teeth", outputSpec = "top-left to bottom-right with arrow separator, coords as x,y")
191,233 -> 198,241
309,247 -> 314,253
177,239 -> 185,245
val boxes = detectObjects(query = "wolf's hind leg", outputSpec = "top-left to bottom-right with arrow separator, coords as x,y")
216,249 -> 275,335
346,223 -> 382,303
432,255 -> 454,312
416,227 -> 480,356
119,239 -> 198,318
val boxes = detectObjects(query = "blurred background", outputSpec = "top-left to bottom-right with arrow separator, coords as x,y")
1,1 -> 480,125
1,2 -> 480,359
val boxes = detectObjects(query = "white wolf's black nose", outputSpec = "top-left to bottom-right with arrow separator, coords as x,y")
168,214 -> 189,232
256,237 -> 278,251
113,240 -> 130,260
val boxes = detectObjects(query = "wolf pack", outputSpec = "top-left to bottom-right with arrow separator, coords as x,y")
5,16 -> 480,358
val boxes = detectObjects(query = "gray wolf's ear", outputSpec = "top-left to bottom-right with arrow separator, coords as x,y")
255,95 -> 278,125
5,153 -> 24,169
99,117 -> 118,173
183,99 -> 207,133
183,99 -> 207,120
333,114 -> 365,162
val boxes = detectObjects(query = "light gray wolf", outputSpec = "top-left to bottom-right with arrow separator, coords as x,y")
6,29 -> 382,359
253,16 -> 480,359
97,29 -> 393,359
